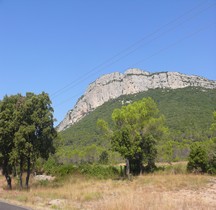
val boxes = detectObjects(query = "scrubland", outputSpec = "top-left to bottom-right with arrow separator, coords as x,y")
0,164 -> 215,210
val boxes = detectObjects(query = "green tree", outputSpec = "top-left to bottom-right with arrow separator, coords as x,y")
12,92 -> 56,188
99,150 -> 109,164
208,111 -> 216,174
187,112 -> 216,174
0,92 -> 56,189
99,97 -> 167,175
210,111 -> 216,138
157,140 -> 175,164
187,143 -> 208,173
0,94 -> 21,189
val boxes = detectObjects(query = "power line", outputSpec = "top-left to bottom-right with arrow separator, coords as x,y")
131,22 -> 216,67
51,0 -> 214,99
55,21 -> 216,108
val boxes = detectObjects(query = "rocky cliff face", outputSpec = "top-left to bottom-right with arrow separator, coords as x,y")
57,69 -> 216,131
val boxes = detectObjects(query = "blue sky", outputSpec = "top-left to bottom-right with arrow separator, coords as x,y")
0,0 -> 216,125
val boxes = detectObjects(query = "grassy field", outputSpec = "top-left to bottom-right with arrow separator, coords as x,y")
0,164 -> 216,210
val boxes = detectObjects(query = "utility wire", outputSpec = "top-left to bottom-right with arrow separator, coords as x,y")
132,22 -> 216,67
51,0 -> 213,99
55,21 -> 216,108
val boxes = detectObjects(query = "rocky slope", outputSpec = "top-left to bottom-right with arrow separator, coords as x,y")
57,68 -> 216,131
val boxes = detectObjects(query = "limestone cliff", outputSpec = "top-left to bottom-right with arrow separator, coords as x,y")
57,68 -> 216,131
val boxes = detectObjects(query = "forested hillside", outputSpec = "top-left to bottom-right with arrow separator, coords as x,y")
59,87 -> 216,149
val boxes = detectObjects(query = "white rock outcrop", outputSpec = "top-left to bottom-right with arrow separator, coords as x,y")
57,68 -> 216,131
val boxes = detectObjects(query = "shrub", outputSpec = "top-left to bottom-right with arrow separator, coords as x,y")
43,155 -> 59,175
99,151 -> 109,164
207,153 -> 216,174
42,156 -> 120,179
54,164 -> 77,176
187,143 -> 208,173
78,164 -> 120,179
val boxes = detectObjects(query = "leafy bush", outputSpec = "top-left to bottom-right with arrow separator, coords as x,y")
187,143 -> 208,173
43,159 -> 76,176
187,140 -> 216,175
42,155 -> 120,179
207,152 -> 216,174
43,155 -> 59,175
99,151 -> 109,164
54,164 -> 77,176
78,164 -> 120,179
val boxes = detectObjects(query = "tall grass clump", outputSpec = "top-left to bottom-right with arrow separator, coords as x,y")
78,164 -> 120,179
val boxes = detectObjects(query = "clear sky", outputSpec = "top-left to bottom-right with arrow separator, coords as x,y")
0,0 -> 216,125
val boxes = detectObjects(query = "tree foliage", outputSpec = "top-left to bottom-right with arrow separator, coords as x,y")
208,111 -> 216,174
99,97 -> 168,175
187,111 -> 216,174
187,143 -> 208,173
0,94 -> 21,189
210,111 -> 216,137
0,92 -> 56,189
99,150 -> 109,164
60,87 -> 216,162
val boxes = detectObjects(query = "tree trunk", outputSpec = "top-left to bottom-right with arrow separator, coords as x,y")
13,165 -> 17,177
140,162 -> 143,175
126,158 -> 130,177
25,157 -> 31,189
3,160 -> 12,189
4,173 -> 12,190
19,158 -> 23,189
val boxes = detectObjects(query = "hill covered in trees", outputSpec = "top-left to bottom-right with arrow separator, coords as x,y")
59,87 -> 216,149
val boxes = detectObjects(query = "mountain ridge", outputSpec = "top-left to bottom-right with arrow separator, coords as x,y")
57,68 -> 216,132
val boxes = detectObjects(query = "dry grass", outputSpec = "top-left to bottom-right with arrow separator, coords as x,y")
0,173 -> 215,210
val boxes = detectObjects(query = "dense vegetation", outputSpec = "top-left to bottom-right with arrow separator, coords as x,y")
1,87 -> 215,189
0,86 -> 215,207
0,92 -> 56,189
187,111 -> 216,174
60,87 -> 216,145
98,98 -> 167,175
57,87 -> 216,164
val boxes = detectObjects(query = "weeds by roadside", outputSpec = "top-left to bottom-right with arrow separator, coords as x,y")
0,162 -> 215,210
